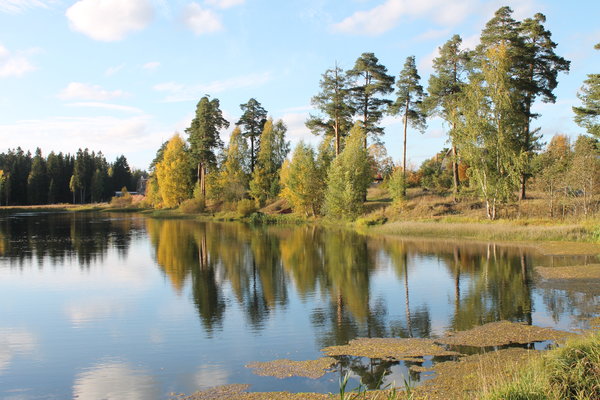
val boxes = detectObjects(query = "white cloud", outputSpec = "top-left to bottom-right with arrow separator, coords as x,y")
105,64 -> 125,77
0,0 -> 53,14
58,82 -> 128,101
0,44 -> 36,78
142,61 -> 160,71
0,115 -> 164,159
182,2 -> 223,35
279,112 -> 318,146
66,0 -> 154,42
154,71 -> 271,102
332,0 -> 476,36
67,102 -> 143,114
205,0 -> 244,9
73,362 -> 158,400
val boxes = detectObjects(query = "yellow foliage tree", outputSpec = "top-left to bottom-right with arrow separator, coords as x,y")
156,134 -> 193,208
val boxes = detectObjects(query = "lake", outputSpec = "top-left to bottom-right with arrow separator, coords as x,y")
0,212 -> 598,399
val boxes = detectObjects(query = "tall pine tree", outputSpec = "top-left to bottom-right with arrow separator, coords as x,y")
391,56 -> 427,196
425,35 -> 471,199
573,43 -> 600,138
306,64 -> 354,156
518,12 -> 570,199
236,98 -> 267,172
347,52 -> 395,147
186,96 -> 229,199
27,148 -> 49,205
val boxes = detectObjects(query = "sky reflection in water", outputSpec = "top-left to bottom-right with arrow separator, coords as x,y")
0,212 -> 597,399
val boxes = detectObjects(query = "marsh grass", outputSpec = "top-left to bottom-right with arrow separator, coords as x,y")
332,371 -> 405,400
482,333 -> 600,400
373,220 -> 592,242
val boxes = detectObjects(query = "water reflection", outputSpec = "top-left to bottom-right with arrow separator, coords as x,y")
1,213 -> 599,397
144,220 -> 598,343
0,327 -> 38,374
72,362 -> 159,400
0,213 -> 143,267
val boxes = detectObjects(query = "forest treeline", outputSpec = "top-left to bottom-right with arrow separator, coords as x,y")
0,148 -> 146,205
146,6 -> 599,220
2,7 -> 599,220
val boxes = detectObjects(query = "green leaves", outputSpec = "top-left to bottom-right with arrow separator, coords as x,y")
573,44 -> 600,138
347,52 -> 395,141
324,124 -> 372,220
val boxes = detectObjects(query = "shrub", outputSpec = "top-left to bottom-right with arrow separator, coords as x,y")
387,167 -> 406,202
237,199 -> 257,217
178,198 -> 205,214
110,187 -> 133,208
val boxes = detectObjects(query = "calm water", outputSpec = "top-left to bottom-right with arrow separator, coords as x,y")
0,212 -> 598,399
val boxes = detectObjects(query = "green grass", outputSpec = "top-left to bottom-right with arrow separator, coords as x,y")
483,333 -> 600,400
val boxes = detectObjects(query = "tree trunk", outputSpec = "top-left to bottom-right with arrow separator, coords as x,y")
452,144 -> 460,202
402,98 -> 409,197
519,174 -> 527,201
250,136 -> 255,173
334,123 -> 340,157
199,163 -> 206,200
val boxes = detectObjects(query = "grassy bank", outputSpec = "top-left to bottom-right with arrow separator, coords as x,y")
2,187 -> 599,244
481,333 -> 600,400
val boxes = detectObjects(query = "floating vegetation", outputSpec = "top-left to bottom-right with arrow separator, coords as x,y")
246,357 -> 336,379
322,338 -> 459,360
176,384 -> 329,400
437,321 -> 572,348
416,348 -> 537,399
174,384 -> 250,399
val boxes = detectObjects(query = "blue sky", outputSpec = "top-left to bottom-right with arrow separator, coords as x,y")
0,0 -> 598,170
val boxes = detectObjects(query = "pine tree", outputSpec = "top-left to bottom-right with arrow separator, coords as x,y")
0,170 -> 5,206
324,124 -> 372,220
27,148 -> 49,205
306,64 -> 354,155
186,96 -> 229,199
236,98 -> 267,172
425,34 -> 471,199
156,134 -> 194,208
249,119 -> 290,206
391,56 -> 427,196
111,155 -> 133,192
347,52 -> 395,147
518,12 -> 570,199
573,44 -> 600,138
219,126 -> 250,202
280,142 -> 324,216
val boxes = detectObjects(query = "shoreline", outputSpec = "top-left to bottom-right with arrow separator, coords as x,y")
1,203 -> 599,247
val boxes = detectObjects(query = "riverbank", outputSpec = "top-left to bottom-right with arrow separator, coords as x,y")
2,196 -> 599,245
